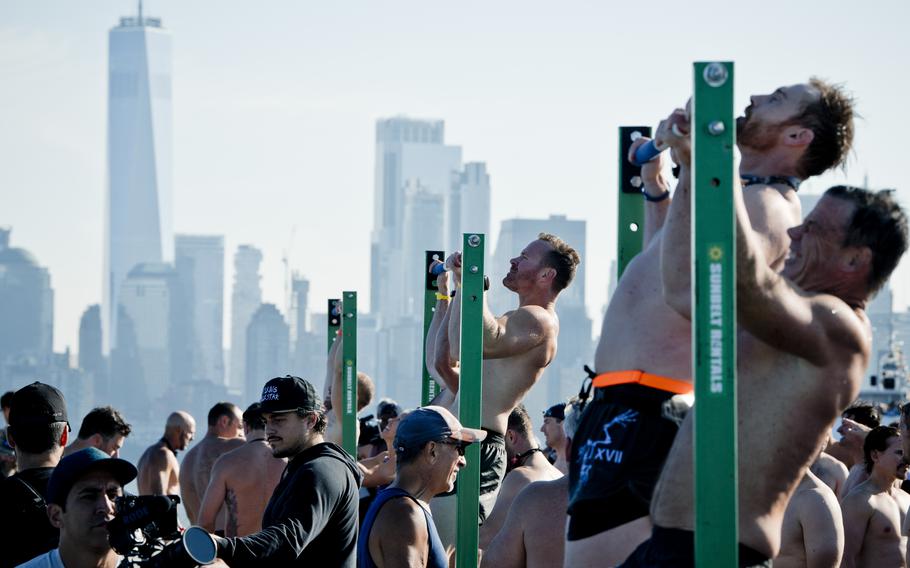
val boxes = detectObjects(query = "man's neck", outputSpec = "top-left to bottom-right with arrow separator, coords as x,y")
17,449 -> 61,471
246,430 -> 267,443
58,542 -> 120,568
517,290 -> 556,311
394,469 -> 435,504
868,468 -> 898,493
738,147 -> 801,180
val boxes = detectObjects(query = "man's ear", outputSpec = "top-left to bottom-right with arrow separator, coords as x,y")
784,125 -> 814,148
60,427 -> 68,447
88,433 -> 104,449
539,267 -> 556,284
47,503 -> 65,529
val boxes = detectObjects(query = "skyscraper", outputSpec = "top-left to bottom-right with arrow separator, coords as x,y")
0,227 -> 54,382
230,245 -> 263,393
78,305 -> 107,400
103,8 -> 173,355
175,235 -> 225,384
370,117 -> 462,319
245,304 -> 290,404
448,162 -> 491,255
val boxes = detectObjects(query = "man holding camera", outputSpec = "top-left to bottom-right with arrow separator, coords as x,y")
210,375 -> 363,567
17,447 -> 136,568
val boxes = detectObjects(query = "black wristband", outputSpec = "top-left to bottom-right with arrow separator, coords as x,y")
643,189 -> 671,202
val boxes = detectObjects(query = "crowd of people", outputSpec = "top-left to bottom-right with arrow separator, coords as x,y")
2,74 -> 910,568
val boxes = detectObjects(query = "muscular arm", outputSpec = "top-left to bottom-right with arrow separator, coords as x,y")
199,458 -> 230,532
481,489 -> 528,568
479,470 -> 531,549
370,498 -> 429,568
840,493 -> 872,568
631,136 -> 673,249
799,490 -> 844,568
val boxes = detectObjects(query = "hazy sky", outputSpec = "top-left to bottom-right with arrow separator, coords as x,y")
3,0 -> 909,353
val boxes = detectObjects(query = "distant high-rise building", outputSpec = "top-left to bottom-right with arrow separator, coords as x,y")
103,8 -> 173,355
175,235 -> 225,384
114,262 -> 180,414
78,304 -> 107,399
0,228 -> 54,385
289,274 -> 323,386
448,162 -> 491,256
402,182 -> 445,317
245,304 -> 290,404
229,245 -> 263,393
370,117 -> 462,319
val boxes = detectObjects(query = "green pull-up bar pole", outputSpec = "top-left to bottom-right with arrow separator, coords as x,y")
456,234 -> 484,568
692,61 -> 738,567
341,291 -> 358,458
617,126 -> 650,279
422,250 -> 444,406
327,298 -> 341,352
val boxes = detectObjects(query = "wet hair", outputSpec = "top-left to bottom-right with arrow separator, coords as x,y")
242,403 -> 266,431
791,78 -> 855,178
537,233 -> 581,293
507,405 -> 534,437
9,421 -> 68,454
207,402 -> 240,427
842,400 -> 881,429
823,186 -> 908,294
0,391 -> 13,410
863,425 -> 900,474
357,372 -> 375,413
76,406 -> 131,440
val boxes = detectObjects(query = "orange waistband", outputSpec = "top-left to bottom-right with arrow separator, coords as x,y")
593,370 -> 693,395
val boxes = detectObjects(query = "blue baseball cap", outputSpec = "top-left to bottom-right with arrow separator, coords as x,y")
47,448 -> 137,505
395,406 -> 486,454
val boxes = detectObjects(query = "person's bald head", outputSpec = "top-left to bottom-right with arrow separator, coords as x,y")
164,411 -> 196,451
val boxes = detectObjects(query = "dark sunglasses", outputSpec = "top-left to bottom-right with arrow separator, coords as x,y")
437,439 -> 467,456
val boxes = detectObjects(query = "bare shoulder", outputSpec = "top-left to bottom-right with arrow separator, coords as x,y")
142,443 -> 175,468
842,481 -> 876,512
743,183 -> 800,219
809,294 -> 871,359
816,452 -> 849,476
373,496 -> 426,538
505,305 -> 557,335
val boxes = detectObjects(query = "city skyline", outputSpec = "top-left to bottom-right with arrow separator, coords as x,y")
3,1 -> 910,355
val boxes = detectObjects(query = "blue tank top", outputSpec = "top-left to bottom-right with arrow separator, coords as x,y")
358,487 -> 448,568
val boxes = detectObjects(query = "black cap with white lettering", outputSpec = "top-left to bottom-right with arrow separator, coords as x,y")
259,375 -> 322,414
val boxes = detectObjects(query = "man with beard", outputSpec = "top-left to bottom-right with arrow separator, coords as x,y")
428,233 -> 580,526
841,426 -> 910,568
567,79 -> 857,567
209,375 -> 362,567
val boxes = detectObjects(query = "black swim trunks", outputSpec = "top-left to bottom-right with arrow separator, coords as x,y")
478,429 -> 506,524
567,383 -> 689,540
619,526 -> 772,568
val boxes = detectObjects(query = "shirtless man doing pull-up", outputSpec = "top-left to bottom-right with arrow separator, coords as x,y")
428,233 -> 580,524
568,78 -> 857,567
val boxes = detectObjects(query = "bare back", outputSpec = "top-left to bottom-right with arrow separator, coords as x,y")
651,315 -> 868,558
483,306 -> 558,434
595,184 -> 799,381
482,477 -> 568,568
842,479 -> 910,568
181,435 -> 244,526
776,471 -> 843,568
137,441 -> 180,496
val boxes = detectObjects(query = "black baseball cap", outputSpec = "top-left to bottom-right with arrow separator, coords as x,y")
9,382 -> 68,428
543,403 -> 566,421
260,375 -> 323,414
46,447 -> 137,505
395,406 -> 486,454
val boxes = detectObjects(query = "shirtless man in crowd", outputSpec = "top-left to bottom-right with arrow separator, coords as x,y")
137,410 -> 195,496
179,402 -> 244,527
775,470 -> 843,568
198,403 -> 287,537
428,233 -> 579,525
568,78 -> 858,567
482,398 -> 583,568
324,333 -> 375,447
841,426 -> 910,568
620,103 -> 906,565
479,404 -> 562,549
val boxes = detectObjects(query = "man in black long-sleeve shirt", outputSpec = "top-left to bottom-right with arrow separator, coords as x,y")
213,375 -> 363,567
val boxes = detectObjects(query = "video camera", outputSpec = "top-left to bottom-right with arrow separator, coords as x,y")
110,495 -> 217,567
